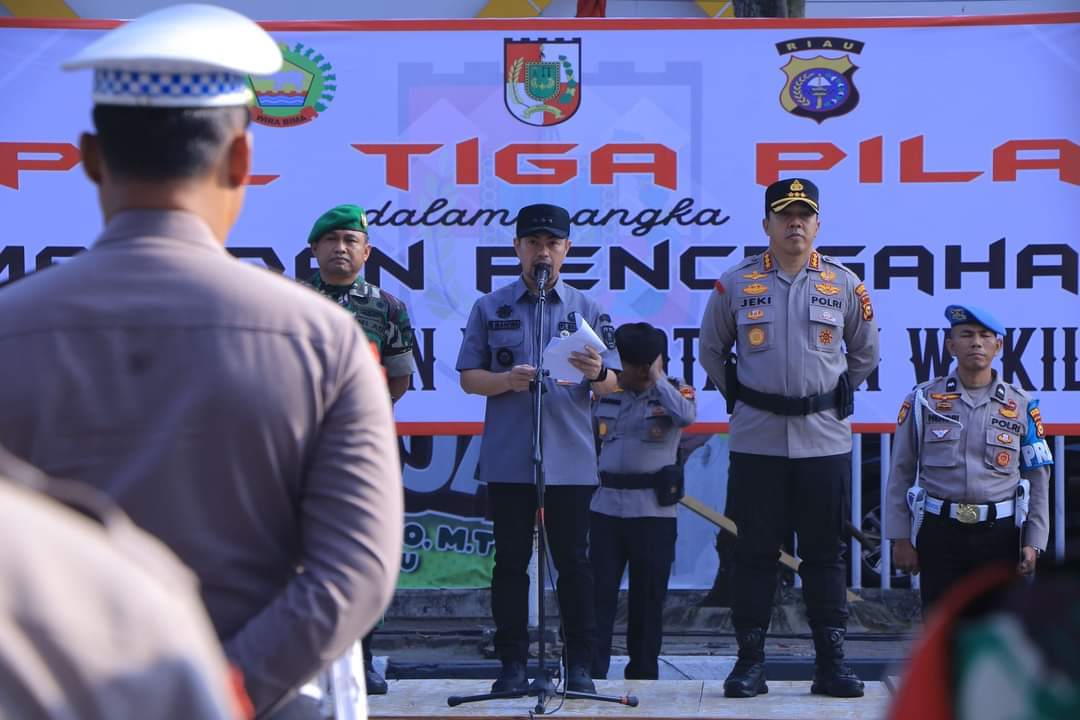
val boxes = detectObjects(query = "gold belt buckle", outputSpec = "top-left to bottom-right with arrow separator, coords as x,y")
955,503 -> 980,524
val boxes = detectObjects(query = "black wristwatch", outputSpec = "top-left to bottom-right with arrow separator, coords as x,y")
591,365 -> 609,383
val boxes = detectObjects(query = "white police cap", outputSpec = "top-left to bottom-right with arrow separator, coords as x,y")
62,3 -> 282,107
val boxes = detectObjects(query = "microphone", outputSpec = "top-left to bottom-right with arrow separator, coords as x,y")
533,262 -> 552,288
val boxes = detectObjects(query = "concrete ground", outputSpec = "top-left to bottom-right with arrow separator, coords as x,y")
372,588 -> 919,681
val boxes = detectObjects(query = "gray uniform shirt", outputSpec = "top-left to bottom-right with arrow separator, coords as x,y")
699,249 -> 880,458
591,378 -> 697,519
456,276 -> 616,486
0,448 -> 237,720
0,210 -> 403,714
885,370 -> 1051,550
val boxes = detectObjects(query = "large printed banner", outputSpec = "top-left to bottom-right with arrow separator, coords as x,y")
1,16 -> 1079,432
2,15 -> 1079,588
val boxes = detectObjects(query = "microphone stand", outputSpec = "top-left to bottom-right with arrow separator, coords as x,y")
448,267 -> 638,713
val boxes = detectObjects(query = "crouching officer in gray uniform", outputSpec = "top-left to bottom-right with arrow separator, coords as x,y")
591,323 -> 696,681
699,178 -> 879,699
886,305 -> 1051,612
457,203 -> 619,695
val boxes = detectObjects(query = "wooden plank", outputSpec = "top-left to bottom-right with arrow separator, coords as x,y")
680,494 -> 860,603
369,679 -> 889,719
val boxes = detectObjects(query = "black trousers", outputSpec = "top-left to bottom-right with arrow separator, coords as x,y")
487,483 -> 596,668
590,512 -> 676,680
727,452 -> 850,632
916,511 -> 1020,612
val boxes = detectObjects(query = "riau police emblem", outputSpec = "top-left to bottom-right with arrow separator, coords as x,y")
504,38 -> 581,126
775,37 -> 864,124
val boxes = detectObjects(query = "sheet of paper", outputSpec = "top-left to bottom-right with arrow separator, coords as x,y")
542,316 -> 607,383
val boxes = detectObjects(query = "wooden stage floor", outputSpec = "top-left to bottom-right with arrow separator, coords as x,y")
369,679 -> 890,719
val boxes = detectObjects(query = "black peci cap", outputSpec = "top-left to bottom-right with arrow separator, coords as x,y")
614,322 -> 665,366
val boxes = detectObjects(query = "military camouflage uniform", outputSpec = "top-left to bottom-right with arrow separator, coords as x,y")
305,273 -> 415,378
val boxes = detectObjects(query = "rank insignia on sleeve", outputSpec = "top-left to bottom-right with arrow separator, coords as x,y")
854,283 -> 873,320
679,385 -> 696,400
714,279 -> 725,294
748,327 -> 766,346
996,451 -> 1011,467
999,400 -> 1019,419
743,283 -> 768,295
897,400 -> 911,425
1029,406 -> 1046,438
815,283 -> 841,296
742,271 -> 768,280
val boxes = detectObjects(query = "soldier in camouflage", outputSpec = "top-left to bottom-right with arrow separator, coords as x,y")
304,203 -> 416,694
305,204 -> 415,403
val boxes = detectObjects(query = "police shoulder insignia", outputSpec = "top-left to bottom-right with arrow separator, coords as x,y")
897,399 -> 911,425
854,282 -> 873,320
809,251 -> 821,270
762,250 -> 774,271
598,421 -> 608,437
714,279 -> 725,294
679,385 -> 696,400
1029,405 -> 1046,438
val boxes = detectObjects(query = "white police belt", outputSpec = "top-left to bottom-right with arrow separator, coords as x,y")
925,495 -> 1014,525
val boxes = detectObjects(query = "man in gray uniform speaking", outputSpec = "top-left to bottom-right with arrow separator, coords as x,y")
885,305 -> 1051,612
457,203 -> 618,695
699,178 -> 879,699
0,7 -> 402,718
590,322 -> 696,682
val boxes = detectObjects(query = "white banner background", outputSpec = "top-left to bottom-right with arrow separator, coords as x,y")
2,16 -> 1078,431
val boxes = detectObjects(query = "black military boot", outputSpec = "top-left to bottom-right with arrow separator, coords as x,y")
810,627 -> 865,698
723,628 -> 768,698
492,660 -> 529,693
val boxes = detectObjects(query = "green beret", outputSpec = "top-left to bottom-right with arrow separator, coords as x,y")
307,204 -> 369,245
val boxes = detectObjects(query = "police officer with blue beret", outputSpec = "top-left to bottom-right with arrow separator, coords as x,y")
886,305 -> 1052,611
699,178 -> 879,699
590,323 -> 696,681
456,203 -> 619,694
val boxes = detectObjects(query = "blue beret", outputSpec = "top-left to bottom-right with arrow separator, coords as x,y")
945,304 -> 1004,336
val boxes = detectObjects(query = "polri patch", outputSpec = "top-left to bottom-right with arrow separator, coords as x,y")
897,400 -> 911,425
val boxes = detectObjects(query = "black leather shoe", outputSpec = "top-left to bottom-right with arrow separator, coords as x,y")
723,628 -> 769,698
364,666 -> 388,695
566,665 -> 596,693
492,661 -> 529,693
810,627 -> 865,698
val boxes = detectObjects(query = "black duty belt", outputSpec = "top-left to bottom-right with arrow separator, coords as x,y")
600,471 -> 659,490
738,384 -> 839,416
